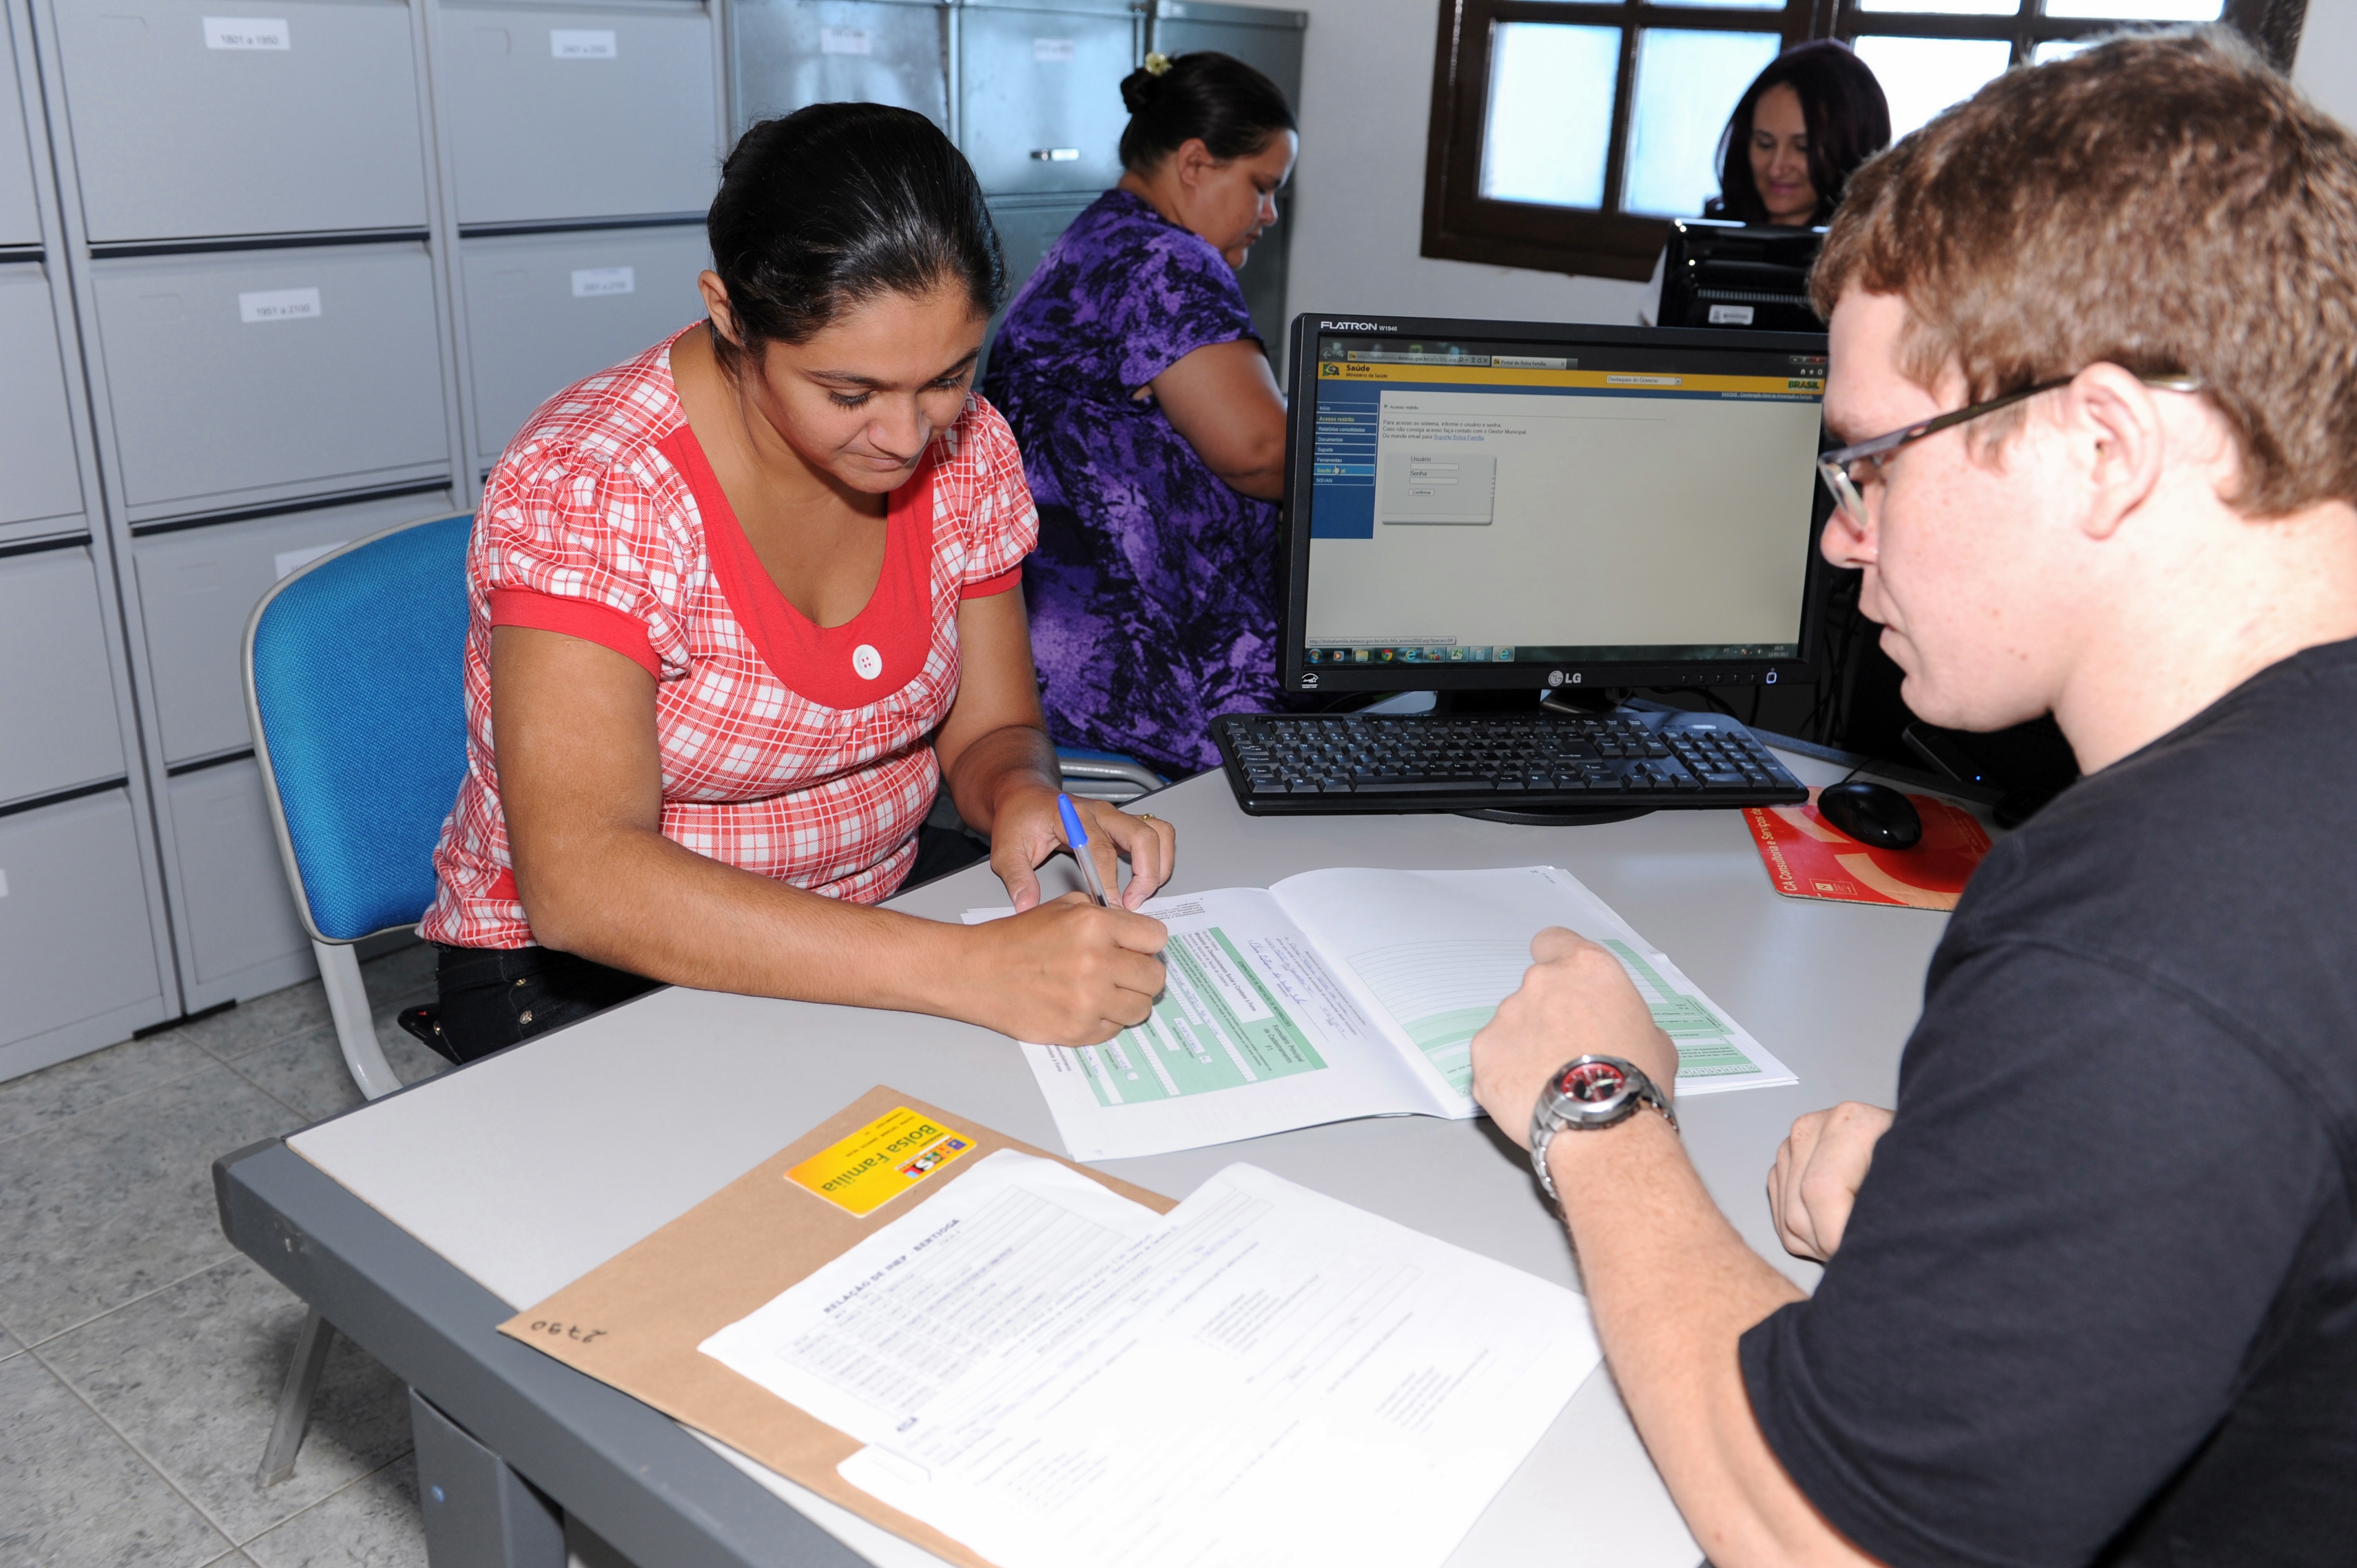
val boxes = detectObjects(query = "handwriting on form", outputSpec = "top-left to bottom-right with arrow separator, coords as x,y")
526,1320 -> 608,1345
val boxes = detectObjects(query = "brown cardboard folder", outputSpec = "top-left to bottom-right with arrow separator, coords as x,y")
497,1085 -> 1174,1568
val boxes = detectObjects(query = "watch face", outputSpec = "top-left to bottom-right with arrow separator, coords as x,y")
1560,1059 -> 1629,1104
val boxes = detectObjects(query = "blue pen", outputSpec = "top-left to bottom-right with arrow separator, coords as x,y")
1056,792 -> 1111,906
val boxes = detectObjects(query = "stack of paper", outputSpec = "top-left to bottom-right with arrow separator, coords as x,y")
702,1148 -> 1602,1568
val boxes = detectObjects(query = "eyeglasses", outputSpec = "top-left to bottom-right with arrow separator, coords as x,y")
1816,372 -> 2205,527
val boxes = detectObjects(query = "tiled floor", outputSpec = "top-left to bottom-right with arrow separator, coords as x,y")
0,945 -> 452,1568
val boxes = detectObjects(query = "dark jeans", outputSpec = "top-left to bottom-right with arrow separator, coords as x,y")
402,826 -> 989,1065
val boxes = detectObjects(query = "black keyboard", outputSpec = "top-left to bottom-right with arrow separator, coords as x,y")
1214,709 -> 1809,817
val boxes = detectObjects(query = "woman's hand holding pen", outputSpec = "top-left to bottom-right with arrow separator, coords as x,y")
961,893 -> 1168,1046
989,783 -> 1177,912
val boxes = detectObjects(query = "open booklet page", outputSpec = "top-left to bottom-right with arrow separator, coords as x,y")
971,864 -> 1793,1162
701,1149 -> 1601,1568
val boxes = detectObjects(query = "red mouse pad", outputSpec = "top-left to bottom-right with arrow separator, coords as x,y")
1743,788 -> 1993,911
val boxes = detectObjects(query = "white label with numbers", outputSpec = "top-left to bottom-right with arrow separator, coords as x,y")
1707,303 -> 1755,326
204,16 -> 289,49
550,28 -> 616,58
572,266 -> 635,298
239,287 -> 320,323
1033,37 -> 1075,62
820,26 -> 872,55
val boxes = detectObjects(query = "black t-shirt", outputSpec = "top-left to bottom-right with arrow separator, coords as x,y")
1741,639 -> 2357,1568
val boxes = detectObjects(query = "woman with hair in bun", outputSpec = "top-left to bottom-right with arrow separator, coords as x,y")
980,50 -> 1298,779
408,103 -> 1175,1064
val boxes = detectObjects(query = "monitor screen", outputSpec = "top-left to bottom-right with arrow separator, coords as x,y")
1280,315 -> 1832,696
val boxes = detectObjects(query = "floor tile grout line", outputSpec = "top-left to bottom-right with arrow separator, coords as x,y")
0,1050 -> 234,1157
231,1445 -> 420,1551
12,1253 -> 255,1358
22,1335 -> 244,1560
217,1050 -> 332,1127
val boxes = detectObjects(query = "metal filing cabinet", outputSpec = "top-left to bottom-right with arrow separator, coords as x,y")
439,1 -> 720,226
728,0 -> 950,135
0,260 -> 86,537
0,545 -> 130,806
977,192 -> 1089,380
47,0 -> 431,241
0,791 -> 170,1066
88,244 -> 453,522
164,759 -> 313,1005
130,490 -> 455,765
958,0 -> 1136,197
459,224 -> 708,469
0,17 -> 36,245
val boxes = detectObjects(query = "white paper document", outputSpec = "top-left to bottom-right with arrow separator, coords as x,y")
971,864 -> 1794,1160
701,1149 -> 1601,1568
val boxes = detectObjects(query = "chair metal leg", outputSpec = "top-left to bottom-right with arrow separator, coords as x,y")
257,1307 -> 336,1487
317,939 -> 402,1101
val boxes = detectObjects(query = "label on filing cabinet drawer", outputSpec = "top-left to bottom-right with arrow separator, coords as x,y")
571,267 -> 634,298
239,287 -> 321,323
1033,37 -> 1075,61
549,28 -> 616,58
820,26 -> 871,55
203,16 -> 289,49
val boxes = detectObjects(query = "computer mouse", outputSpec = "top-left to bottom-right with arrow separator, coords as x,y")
1816,781 -> 1923,852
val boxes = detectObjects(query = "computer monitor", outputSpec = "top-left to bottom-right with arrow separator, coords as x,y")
1280,314 -> 1833,699
1656,219 -> 1825,333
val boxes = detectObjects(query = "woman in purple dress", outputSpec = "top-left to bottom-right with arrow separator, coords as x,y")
979,51 -> 1297,777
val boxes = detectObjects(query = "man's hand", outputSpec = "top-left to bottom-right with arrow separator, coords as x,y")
1470,927 -> 1681,1138
1768,1102 -> 1894,1263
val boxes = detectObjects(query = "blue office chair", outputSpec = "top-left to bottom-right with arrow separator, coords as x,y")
241,509 -> 474,1484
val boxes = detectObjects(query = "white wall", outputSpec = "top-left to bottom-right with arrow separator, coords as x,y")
2295,0 -> 2357,126
1277,0 -> 1648,338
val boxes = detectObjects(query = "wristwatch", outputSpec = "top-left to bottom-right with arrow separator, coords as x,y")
1529,1055 -> 1678,1203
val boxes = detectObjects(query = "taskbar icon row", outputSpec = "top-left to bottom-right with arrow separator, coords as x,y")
1305,645 -> 1516,666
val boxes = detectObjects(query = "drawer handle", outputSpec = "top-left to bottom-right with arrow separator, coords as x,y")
1030,147 -> 1080,162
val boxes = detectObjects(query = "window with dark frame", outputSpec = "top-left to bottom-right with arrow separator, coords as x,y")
1421,0 -> 2310,283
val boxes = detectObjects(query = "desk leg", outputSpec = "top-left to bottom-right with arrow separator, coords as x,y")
411,1388 -> 567,1568
256,1307 -> 335,1487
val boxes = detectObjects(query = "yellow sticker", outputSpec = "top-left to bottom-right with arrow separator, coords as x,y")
786,1106 -> 976,1216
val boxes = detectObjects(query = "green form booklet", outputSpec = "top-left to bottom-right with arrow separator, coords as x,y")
970,864 -> 1794,1162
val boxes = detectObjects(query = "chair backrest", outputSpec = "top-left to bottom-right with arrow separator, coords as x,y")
244,514 -> 474,943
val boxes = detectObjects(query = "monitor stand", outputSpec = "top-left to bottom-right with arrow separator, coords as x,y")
1423,688 -> 1658,828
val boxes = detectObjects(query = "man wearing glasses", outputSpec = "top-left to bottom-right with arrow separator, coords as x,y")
1470,29 -> 2357,1568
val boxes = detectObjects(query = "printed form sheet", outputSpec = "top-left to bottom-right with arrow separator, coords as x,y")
972,864 -> 1793,1162
701,1150 -> 1600,1568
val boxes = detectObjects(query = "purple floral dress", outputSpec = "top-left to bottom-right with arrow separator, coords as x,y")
981,188 -> 1285,777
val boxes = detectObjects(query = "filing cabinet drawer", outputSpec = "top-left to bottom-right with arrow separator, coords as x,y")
0,790 -> 166,1048
91,245 -> 451,520
0,262 -> 86,529
132,489 -> 459,764
729,0 -> 949,135
167,760 -> 311,990
959,3 -> 1133,197
50,0 -> 430,243
461,225 -> 707,465
441,3 -> 719,226
2,29 -> 40,246
0,546 -> 128,807
979,194 -> 1089,380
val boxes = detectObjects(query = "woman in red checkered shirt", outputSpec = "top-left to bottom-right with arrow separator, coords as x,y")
410,105 -> 1176,1064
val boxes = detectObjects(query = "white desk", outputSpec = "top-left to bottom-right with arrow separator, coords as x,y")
218,752 -> 1948,1568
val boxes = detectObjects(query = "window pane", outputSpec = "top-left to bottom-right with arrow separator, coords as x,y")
1623,29 -> 1782,217
1651,0 -> 1782,11
2032,36 -> 2100,62
2046,0 -> 2220,18
1855,0 -> 2017,15
1851,35 -> 2014,138
1480,23 -> 1622,209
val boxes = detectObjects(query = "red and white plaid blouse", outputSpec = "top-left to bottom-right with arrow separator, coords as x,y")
420,329 -> 1037,950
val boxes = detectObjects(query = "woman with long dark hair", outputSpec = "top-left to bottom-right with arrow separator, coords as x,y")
408,104 -> 1175,1063
1707,40 -> 1891,228
1642,42 -> 1888,322
980,51 -> 1299,778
